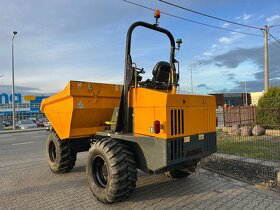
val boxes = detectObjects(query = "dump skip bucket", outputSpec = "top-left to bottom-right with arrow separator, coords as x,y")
41,81 -> 122,140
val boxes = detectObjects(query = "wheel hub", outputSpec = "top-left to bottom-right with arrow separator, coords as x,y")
92,156 -> 109,188
49,141 -> 56,163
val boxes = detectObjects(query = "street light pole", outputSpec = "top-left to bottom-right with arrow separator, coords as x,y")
12,31 -> 17,130
189,62 -> 201,93
190,67 -> 193,93
244,81 -> 248,106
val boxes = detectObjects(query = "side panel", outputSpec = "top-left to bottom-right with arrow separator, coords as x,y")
185,107 -> 216,135
134,107 -> 155,136
43,97 -> 73,140
130,88 -> 216,139
41,81 -> 122,140
99,131 -> 216,174
133,106 -> 169,138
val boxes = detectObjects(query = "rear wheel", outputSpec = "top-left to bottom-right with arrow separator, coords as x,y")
46,131 -> 77,173
86,138 -> 137,203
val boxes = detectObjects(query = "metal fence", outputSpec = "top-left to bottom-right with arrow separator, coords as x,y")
223,106 -> 256,127
203,107 -> 280,189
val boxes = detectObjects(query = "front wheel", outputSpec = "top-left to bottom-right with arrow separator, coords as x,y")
46,132 -> 77,173
86,138 -> 137,204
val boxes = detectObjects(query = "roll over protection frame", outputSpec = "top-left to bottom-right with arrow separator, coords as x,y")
116,21 -> 176,133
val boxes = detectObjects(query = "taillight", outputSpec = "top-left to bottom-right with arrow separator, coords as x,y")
154,120 -> 160,134
216,117 -> 218,127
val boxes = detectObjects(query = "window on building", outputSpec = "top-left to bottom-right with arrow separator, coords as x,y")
17,103 -> 30,109
30,103 -> 40,108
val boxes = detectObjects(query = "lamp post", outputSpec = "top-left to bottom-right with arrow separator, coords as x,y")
12,31 -> 17,130
189,62 -> 201,93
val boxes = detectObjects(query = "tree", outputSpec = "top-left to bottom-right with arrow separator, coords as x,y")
256,87 -> 280,128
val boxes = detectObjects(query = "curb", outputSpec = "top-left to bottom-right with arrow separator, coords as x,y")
0,128 -> 47,135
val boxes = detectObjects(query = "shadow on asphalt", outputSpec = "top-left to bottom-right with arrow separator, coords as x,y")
125,174 -> 202,203
71,165 -> 86,173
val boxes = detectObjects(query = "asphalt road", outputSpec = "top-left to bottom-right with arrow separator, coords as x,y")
0,130 -> 47,169
1,130 -> 280,210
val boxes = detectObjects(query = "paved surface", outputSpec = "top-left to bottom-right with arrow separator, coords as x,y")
1,131 -> 280,210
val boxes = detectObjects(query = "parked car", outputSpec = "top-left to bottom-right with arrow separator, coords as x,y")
36,119 -> 44,127
42,118 -> 51,131
41,118 -> 50,127
28,118 -> 37,123
6,119 -> 14,126
16,119 -> 37,129
37,118 -> 51,130
3,121 -> 11,127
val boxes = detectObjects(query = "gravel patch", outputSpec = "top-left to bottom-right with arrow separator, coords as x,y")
201,155 -> 280,192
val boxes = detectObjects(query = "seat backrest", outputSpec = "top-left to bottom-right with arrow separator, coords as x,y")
152,61 -> 170,83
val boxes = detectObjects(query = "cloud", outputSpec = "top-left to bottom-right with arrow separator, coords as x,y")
208,47 -> 262,69
222,22 -> 230,28
203,52 -> 213,56
218,33 -> 243,45
212,44 -> 218,48
266,15 -> 280,24
235,14 -> 252,22
228,79 -> 280,93
219,37 -> 232,44
0,85 -> 41,94
0,0 -> 149,92
243,14 -> 252,21
201,44 -> 221,58
235,16 -> 241,20
197,83 -> 212,90
200,41 -> 280,92
227,73 -> 236,80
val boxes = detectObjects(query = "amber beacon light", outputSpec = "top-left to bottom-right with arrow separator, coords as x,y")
154,10 -> 161,18
154,10 -> 161,25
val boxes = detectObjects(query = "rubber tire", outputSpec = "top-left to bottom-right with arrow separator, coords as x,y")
86,138 -> 137,204
118,142 -> 138,196
46,131 -> 77,173
164,169 -> 191,179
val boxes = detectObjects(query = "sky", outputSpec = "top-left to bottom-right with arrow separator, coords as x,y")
0,0 -> 280,94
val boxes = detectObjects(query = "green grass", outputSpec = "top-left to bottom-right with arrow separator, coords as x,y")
217,131 -> 280,162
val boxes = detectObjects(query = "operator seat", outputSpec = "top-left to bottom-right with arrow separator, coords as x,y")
152,61 -> 171,89
138,61 -> 171,89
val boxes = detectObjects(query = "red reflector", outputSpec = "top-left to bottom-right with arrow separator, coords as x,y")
154,120 -> 160,134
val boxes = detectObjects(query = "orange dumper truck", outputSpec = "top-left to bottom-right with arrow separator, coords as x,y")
41,12 -> 217,203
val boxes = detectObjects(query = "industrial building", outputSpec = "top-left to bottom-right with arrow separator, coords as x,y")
211,92 -> 256,107
250,92 -> 264,106
0,92 -> 49,120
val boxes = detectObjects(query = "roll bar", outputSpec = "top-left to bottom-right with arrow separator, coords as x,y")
117,21 -> 176,133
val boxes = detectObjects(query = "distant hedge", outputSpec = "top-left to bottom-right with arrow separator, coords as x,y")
256,87 -> 280,128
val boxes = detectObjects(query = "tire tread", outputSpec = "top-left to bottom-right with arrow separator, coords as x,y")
46,131 -> 76,173
87,138 -> 137,203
